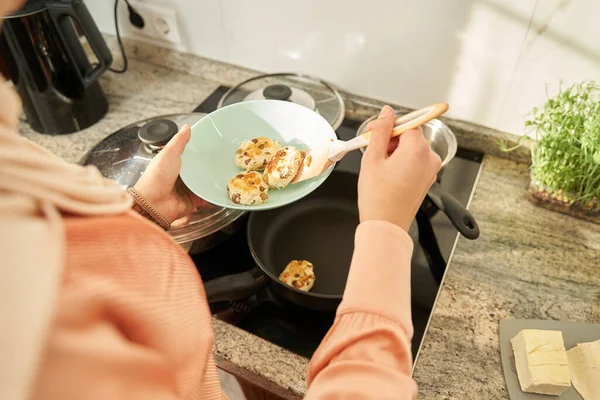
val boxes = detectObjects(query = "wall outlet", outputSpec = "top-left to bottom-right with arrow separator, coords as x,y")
119,1 -> 183,48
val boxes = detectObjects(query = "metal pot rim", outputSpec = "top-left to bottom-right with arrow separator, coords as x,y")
80,111 -> 248,247
356,113 -> 457,167
170,208 -> 247,244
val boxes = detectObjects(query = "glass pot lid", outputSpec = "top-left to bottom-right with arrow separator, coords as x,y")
218,73 -> 345,130
80,113 -> 246,244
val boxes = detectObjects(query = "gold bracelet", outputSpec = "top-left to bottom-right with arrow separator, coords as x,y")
127,187 -> 171,231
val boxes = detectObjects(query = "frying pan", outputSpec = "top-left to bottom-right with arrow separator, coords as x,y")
204,170 -> 419,312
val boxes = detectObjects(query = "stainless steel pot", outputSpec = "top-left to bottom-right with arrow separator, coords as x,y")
174,211 -> 247,254
80,113 -> 247,255
356,114 -> 458,168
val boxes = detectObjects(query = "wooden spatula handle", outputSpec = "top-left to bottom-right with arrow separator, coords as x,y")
361,103 -> 449,141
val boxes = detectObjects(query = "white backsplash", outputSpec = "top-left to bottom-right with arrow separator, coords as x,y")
87,0 -> 600,135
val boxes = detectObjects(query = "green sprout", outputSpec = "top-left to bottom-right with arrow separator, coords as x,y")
506,80 -> 600,201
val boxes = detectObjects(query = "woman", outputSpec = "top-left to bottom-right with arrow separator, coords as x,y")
0,1 -> 441,398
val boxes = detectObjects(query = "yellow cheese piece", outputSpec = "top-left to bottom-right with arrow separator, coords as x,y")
510,329 -> 571,396
567,339 -> 600,400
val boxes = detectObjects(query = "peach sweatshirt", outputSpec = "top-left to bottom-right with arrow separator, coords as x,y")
0,80 -> 417,400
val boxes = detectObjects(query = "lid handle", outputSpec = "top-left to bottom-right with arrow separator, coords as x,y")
263,84 -> 292,101
138,119 -> 179,147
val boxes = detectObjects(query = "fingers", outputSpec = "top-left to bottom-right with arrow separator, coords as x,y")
387,137 -> 399,154
161,124 -> 191,157
366,120 -> 398,154
390,127 -> 425,157
391,127 -> 442,183
365,105 -> 395,159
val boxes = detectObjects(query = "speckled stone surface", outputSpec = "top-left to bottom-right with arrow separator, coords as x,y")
412,156 -> 600,399
15,37 -> 598,399
212,319 -> 307,399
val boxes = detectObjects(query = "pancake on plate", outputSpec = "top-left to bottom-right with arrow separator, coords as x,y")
263,146 -> 304,189
235,137 -> 281,171
227,171 -> 269,205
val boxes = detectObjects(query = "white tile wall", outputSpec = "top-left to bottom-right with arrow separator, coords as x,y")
497,0 -> 600,135
86,0 -> 600,135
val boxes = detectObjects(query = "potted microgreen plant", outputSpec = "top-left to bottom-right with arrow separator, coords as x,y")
514,80 -> 600,223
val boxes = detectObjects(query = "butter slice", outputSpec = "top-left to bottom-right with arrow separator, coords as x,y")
510,329 -> 571,395
567,339 -> 600,400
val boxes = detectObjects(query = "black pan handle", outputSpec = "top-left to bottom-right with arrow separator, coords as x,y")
204,267 -> 269,303
416,209 -> 446,285
427,182 -> 480,240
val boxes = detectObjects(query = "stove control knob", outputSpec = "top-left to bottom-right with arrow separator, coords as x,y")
263,84 -> 293,101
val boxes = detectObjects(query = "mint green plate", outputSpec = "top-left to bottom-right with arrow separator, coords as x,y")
180,100 -> 338,211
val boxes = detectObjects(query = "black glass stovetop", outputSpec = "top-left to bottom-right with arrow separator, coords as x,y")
191,86 -> 482,360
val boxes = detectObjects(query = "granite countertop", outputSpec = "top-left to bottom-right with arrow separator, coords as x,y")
412,156 -> 600,398
17,38 -> 600,399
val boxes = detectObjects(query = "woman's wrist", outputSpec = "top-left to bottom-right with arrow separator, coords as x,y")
127,187 -> 172,230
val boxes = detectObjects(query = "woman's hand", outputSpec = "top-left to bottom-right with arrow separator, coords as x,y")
358,105 -> 442,232
134,125 -> 208,224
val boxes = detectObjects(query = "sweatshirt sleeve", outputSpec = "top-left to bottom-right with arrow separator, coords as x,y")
305,220 -> 417,400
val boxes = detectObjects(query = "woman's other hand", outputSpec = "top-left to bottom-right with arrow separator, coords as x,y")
134,125 -> 208,224
358,105 -> 441,232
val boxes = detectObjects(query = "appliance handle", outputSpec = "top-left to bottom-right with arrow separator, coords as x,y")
47,0 -> 113,87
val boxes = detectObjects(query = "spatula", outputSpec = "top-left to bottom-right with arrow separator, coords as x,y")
291,103 -> 449,184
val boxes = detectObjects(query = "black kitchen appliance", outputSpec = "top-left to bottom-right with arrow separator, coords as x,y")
192,86 -> 483,360
0,0 -> 112,134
